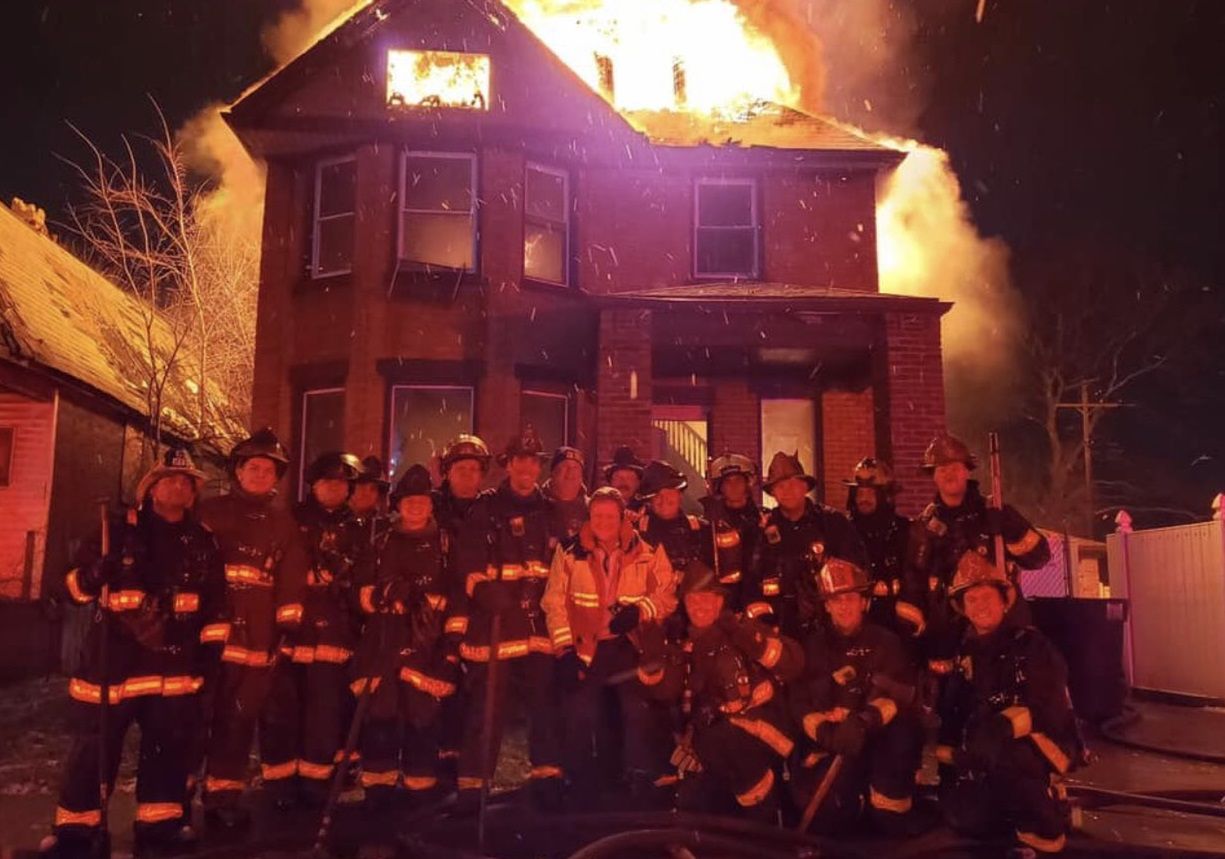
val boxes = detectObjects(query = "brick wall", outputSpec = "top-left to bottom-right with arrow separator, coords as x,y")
710,379 -> 760,466
595,309 -> 653,467
881,312 -> 946,515
820,388 -> 876,507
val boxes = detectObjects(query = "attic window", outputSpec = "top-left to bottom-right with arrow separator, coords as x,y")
387,49 -> 490,111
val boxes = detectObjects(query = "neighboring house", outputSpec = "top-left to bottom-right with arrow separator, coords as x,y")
224,0 -> 950,510
0,201 -> 239,675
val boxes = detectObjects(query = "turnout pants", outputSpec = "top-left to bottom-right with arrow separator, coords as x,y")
457,652 -> 561,794
259,659 -> 350,798
561,637 -> 670,790
791,713 -> 923,834
359,675 -> 445,800
203,662 -> 271,808
679,716 -> 789,824
940,739 -> 1067,853
55,693 -> 199,844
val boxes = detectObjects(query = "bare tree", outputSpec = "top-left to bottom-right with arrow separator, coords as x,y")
60,102 -> 255,462
1017,245 -> 1210,534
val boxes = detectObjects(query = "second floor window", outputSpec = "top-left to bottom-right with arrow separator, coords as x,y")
694,178 -> 758,279
524,163 -> 569,285
312,156 -> 356,278
399,152 -> 477,271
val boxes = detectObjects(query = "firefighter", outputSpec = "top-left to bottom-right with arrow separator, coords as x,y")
349,455 -> 390,535
910,433 -> 1050,676
44,448 -> 224,858
449,430 -> 563,811
636,460 -> 713,574
544,445 -> 589,543
700,453 -> 763,611
198,428 -> 309,830
542,487 -> 677,802
432,434 -> 491,535
433,434 -> 491,778
638,559 -> 803,822
259,451 -> 365,807
937,551 -> 1077,855
751,452 -> 867,639
602,445 -> 646,512
843,458 -> 925,640
351,465 -> 454,814
790,559 -> 923,836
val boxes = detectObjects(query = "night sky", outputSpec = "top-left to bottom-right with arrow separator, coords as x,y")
2,0 -> 1222,527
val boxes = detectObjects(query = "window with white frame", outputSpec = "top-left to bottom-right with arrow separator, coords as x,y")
388,385 -> 474,481
694,178 -> 758,278
312,156 -> 357,278
521,389 -> 569,453
299,388 -> 345,498
399,152 -> 478,271
524,164 -> 569,285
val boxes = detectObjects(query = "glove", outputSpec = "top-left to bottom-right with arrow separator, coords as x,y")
609,604 -> 641,636
474,582 -> 516,614
965,716 -> 1012,770
377,578 -> 413,609
829,714 -> 868,757
557,647 -> 587,692
637,621 -> 667,662
729,621 -> 766,660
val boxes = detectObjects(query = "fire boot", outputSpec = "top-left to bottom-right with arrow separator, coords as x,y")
134,821 -> 198,859
204,803 -> 251,833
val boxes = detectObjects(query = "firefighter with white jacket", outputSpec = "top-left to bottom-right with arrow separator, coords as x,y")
542,486 -> 677,801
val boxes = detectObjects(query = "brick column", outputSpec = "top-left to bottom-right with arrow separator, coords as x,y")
880,311 -> 946,515
821,388 -> 876,504
250,160 -> 300,437
710,380 -> 760,464
596,309 -> 653,465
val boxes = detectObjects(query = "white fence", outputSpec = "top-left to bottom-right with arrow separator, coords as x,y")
1106,518 -> 1225,700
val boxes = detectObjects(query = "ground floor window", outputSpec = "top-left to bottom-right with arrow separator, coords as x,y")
389,385 -> 474,480
759,398 -> 815,509
299,388 -> 345,499
0,426 -> 13,486
521,389 -> 569,454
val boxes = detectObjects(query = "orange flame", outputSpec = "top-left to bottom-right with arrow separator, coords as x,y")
387,49 -> 491,110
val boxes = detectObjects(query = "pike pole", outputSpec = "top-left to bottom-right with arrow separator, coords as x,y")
96,501 -> 112,855
988,433 -> 1007,579
796,754 -> 844,832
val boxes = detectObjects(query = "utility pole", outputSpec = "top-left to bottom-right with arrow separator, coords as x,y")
1056,381 -> 1124,537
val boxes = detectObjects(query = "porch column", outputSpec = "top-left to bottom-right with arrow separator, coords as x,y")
596,309 -> 653,466
880,311 -> 946,515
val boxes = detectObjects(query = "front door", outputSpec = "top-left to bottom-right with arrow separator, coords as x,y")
759,398 -> 816,508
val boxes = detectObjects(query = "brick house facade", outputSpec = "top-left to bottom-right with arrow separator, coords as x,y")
225,0 -> 949,514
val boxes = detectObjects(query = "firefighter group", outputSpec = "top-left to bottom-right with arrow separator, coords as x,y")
44,426 -> 1082,858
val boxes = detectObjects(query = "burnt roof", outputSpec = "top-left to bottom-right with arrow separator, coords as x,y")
0,202 -> 244,445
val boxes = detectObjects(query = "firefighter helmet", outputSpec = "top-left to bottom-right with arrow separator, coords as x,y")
707,453 -> 756,492
920,433 -> 978,473
816,558 -> 872,599
762,451 -> 817,496
230,427 -> 290,476
603,445 -> 646,482
135,446 -> 206,502
390,464 -> 433,508
497,425 -> 546,467
843,457 -> 898,490
441,434 -> 491,473
550,446 -> 586,472
356,455 -> 390,492
678,558 -> 726,598
304,451 -> 362,485
637,460 -> 688,500
948,550 -> 1015,610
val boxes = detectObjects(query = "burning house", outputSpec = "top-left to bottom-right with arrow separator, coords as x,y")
225,0 -> 950,510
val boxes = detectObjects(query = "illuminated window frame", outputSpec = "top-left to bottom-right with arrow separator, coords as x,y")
521,388 -> 571,448
386,49 -> 491,112
397,150 -> 479,272
523,162 -> 570,287
693,177 -> 760,280
298,387 -> 345,500
387,384 -> 475,480
311,155 -> 357,279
